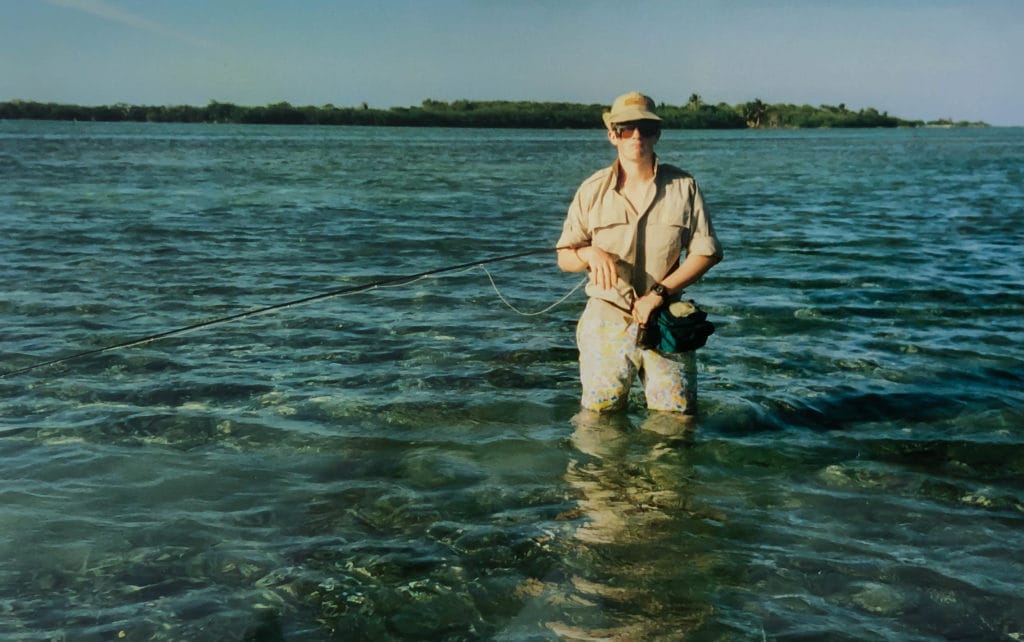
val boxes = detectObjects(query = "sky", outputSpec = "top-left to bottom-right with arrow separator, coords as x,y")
2,0 -> 1022,126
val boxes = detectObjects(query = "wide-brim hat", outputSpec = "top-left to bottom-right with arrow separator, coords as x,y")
602,91 -> 662,128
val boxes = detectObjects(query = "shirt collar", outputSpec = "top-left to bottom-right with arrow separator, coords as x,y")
610,154 -> 661,188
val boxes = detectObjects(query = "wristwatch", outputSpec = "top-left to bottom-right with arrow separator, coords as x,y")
651,283 -> 669,297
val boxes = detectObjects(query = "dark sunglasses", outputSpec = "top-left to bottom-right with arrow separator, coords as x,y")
614,122 -> 661,138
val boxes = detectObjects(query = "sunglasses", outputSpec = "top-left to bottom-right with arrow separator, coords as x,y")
613,122 -> 661,138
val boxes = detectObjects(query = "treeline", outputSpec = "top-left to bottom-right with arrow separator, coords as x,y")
0,97 -> 985,129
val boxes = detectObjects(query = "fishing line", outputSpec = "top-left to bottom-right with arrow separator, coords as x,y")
479,265 -> 588,316
1,245 -> 584,378
377,262 -> 587,316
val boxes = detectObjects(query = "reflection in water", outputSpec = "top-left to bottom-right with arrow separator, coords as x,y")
524,411 -> 728,640
569,411 -> 697,546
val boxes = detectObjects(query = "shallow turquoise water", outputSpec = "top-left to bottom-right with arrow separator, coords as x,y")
1,121 -> 1023,641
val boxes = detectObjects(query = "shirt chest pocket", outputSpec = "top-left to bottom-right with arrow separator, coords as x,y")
588,203 -> 633,258
646,208 -> 687,266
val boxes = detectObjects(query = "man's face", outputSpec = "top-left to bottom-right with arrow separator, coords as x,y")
608,120 -> 661,161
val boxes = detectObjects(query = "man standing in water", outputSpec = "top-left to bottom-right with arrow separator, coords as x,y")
556,91 -> 723,413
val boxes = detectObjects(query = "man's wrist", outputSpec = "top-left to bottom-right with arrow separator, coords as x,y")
650,283 -> 669,298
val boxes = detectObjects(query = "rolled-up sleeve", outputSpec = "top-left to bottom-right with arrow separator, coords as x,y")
687,183 -> 723,259
557,188 -> 590,249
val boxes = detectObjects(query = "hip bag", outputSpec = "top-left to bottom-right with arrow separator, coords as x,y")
638,299 -> 715,353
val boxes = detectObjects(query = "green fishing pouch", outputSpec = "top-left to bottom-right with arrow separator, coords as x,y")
638,300 -> 715,353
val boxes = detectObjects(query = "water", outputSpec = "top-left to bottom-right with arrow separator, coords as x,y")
1,121 -> 1022,641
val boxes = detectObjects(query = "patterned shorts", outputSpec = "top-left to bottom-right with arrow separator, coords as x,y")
576,305 -> 697,413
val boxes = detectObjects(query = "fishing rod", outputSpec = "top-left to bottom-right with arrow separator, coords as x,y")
1,245 -> 580,379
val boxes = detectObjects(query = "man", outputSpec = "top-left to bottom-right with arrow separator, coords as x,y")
556,91 -> 723,413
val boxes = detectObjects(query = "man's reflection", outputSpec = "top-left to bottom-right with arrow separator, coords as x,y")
544,410 -> 725,640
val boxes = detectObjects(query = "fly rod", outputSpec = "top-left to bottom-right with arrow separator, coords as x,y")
2,245 -> 578,379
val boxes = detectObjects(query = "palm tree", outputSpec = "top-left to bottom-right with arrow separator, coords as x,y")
742,99 -> 766,128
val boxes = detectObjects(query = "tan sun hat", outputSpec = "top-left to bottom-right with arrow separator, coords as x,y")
602,91 -> 662,128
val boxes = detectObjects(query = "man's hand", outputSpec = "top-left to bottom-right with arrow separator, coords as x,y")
632,291 -> 664,326
578,245 -> 618,290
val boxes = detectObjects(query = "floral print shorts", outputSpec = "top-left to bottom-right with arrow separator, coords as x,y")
576,306 -> 697,413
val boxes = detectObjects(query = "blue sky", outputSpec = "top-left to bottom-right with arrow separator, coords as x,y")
3,0 -> 1021,125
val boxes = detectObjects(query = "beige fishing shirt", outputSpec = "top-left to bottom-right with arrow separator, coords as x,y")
557,158 -> 723,320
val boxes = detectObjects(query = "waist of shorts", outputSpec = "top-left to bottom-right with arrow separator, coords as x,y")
582,297 -> 634,324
